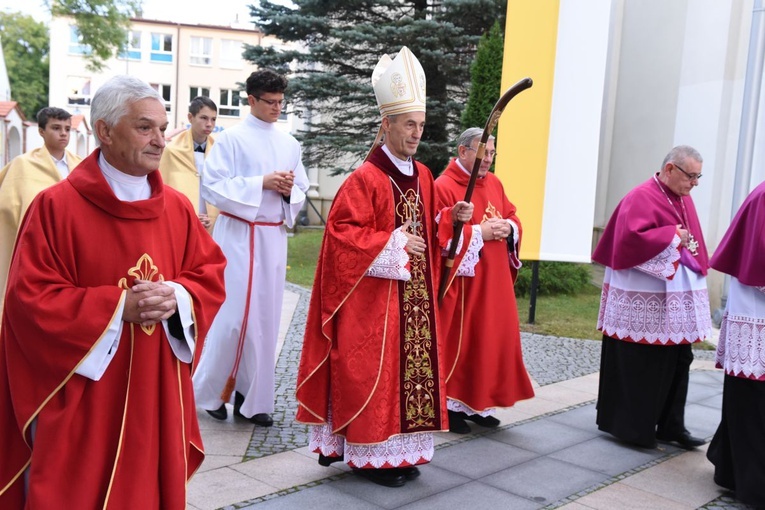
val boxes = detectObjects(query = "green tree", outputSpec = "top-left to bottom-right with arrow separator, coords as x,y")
0,12 -> 50,118
245,0 -> 506,175
461,20 -> 504,131
52,0 -> 141,71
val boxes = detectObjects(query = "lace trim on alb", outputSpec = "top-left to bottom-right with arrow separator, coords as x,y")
716,312 -> 765,380
455,225 -> 484,277
447,398 -> 496,417
597,284 -> 712,344
366,228 -> 410,281
308,422 -> 434,468
634,234 -> 681,280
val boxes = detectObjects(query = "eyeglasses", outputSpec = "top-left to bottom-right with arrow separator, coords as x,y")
253,96 -> 286,108
464,146 -> 498,159
674,163 -> 702,181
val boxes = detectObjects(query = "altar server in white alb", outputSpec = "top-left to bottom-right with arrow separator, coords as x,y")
193,69 -> 309,427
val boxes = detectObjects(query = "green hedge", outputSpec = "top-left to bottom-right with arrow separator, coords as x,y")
515,261 -> 591,297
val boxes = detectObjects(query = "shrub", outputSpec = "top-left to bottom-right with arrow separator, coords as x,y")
515,261 -> 591,297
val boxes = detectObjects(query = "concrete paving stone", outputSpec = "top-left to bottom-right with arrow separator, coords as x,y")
430,437 -> 539,479
548,435 -> 666,476
692,369 -> 725,386
692,359 -> 719,371
396,480 -> 543,510
231,450 -> 345,491
200,428 -> 256,457
332,464 -> 471,510
687,379 -> 725,405
512,395 -> 572,417
696,392 -> 724,412
490,405 -> 537,426
555,372 -> 600,396
236,484 -> 385,510
621,446 -> 723,508
196,454 -> 246,473
480,457 -> 609,505
533,383 -> 598,407
546,403 -> 605,433
555,502 -> 596,510
683,402 -> 723,440
186,466 -> 277,510
487,416 -> 600,455
573,481 -> 695,510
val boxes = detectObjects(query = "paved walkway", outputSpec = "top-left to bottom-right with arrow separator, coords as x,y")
187,284 -> 754,510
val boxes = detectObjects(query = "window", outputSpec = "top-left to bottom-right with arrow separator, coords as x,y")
219,88 -> 241,117
190,36 -> 212,66
150,33 -> 173,63
67,76 -> 92,106
68,26 -> 90,55
151,83 -> 172,112
190,87 -> 210,102
220,39 -> 243,69
119,31 -> 142,60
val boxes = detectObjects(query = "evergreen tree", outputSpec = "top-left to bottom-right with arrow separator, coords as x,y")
461,20 -> 504,132
245,0 -> 506,174
0,12 -> 50,118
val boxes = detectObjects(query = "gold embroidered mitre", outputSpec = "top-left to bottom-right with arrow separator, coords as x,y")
371,46 -> 426,118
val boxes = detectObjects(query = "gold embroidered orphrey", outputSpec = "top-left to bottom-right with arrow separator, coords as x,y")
118,253 -> 165,336
395,190 -> 437,431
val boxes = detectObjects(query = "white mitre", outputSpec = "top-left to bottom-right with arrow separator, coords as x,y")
371,46 -> 426,117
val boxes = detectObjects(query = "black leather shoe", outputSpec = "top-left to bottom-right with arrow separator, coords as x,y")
396,466 -> 420,480
233,391 -> 245,417
205,404 -> 227,420
318,454 -> 343,467
250,413 -> 274,427
448,410 -> 471,434
352,468 -> 406,487
465,414 -> 500,428
656,430 -> 706,450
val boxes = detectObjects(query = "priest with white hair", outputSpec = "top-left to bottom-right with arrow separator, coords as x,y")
295,46 -> 476,488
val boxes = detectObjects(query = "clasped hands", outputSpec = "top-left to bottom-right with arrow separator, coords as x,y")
481,217 -> 513,241
123,279 -> 177,328
264,170 -> 295,197
401,201 -> 474,257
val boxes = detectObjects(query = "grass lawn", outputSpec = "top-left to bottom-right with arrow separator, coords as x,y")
287,227 -> 717,347
516,285 -> 602,340
286,228 -> 324,287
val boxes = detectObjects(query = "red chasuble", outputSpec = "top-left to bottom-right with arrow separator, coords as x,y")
0,150 -> 226,509
296,146 -> 452,445
435,159 -> 534,412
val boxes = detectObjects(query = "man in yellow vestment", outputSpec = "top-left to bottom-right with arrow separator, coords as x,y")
0,107 -> 81,317
159,96 -> 219,231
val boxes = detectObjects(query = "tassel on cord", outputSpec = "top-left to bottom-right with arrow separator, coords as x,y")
221,376 -> 236,403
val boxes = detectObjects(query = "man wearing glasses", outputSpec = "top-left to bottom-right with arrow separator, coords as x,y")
434,127 -> 534,434
592,145 -> 712,450
193,69 -> 309,427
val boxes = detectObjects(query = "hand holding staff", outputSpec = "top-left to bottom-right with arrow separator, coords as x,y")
437,77 -> 533,303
